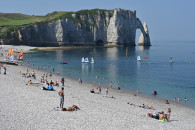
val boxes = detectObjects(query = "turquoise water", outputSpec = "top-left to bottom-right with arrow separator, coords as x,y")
24,41 -> 195,108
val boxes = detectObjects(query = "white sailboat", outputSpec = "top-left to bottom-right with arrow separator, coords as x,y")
169,57 -> 173,63
81,57 -> 85,63
85,57 -> 89,63
91,57 -> 95,63
137,56 -> 141,61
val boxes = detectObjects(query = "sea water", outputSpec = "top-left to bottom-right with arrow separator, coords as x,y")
24,41 -> 195,108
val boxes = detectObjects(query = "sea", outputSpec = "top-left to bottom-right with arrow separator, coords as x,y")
24,41 -> 195,108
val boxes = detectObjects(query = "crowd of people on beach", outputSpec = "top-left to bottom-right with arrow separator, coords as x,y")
19,62 -> 189,118
147,108 -> 172,122
0,46 -> 189,121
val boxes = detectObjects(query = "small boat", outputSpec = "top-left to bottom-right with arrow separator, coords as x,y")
81,57 -> 85,63
85,57 -> 89,63
0,61 -> 18,66
169,57 -> 173,63
91,57 -> 95,63
137,56 -> 141,61
60,62 -> 68,64
144,57 -> 148,60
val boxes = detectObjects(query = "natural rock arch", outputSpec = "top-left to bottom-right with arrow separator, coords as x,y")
136,18 -> 151,46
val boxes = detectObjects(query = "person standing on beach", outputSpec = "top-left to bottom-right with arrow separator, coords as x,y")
78,78 -> 82,84
106,88 -> 109,96
61,77 -> 65,86
58,87 -> 64,110
178,97 -> 180,102
153,90 -> 157,95
110,81 -> 112,88
167,108 -> 171,122
137,89 -> 140,94
3,67 -> 6,75
32,71 -> 35,79
118,84 -> 120,90
98,86 -> 101,94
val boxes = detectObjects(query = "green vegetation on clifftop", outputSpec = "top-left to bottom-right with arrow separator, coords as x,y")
0,9 -> 114,39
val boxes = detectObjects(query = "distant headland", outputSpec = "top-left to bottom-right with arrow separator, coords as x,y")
0,8 -> 151,47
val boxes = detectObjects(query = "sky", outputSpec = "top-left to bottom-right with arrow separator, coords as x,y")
1,0 -> 195,41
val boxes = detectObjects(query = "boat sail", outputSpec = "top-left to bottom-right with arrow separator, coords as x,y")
17,49 -> 23,61
85,57 -> 89,63
91,57 -> 95,63
81,57 -> 85,63
137,56 -> 141,61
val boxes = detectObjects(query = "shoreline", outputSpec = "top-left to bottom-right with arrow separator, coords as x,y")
33,44 -> 129,51
25,60 -> 195,110
0,45 -> 195,129
0,45 -> 194,109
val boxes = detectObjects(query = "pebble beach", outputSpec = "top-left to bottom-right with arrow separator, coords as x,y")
0,45 -> 195,130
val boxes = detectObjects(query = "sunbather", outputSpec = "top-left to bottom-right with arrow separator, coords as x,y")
62,105 -> 80,111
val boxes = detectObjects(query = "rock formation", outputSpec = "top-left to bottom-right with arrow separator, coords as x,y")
138,22 -> 150,46
0,9 -> 151,46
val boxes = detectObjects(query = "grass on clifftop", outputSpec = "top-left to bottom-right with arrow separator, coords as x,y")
0,9 -> 113,26
0,9 -> 114,39
0,13 -> 43,26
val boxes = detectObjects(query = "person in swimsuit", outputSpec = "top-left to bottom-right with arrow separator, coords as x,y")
58,87 -> 64,110
62,105 -> 80,111
178,97 -> 180,102
167,108 -> 171,122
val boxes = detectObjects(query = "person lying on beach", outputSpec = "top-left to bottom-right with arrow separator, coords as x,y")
103,95 -> 115,99
159,111 -> 167,121
90,89 -> 95,93
26,80 -> 33,86
147,112 -> 167,121
127,102 -> 155,110
127,102 -> 135,105
62,105 -> 80,111
48,86 -> 54,91
41,85 -> 55,91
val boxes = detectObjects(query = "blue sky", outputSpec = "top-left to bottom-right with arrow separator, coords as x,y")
1,0 -> 195,41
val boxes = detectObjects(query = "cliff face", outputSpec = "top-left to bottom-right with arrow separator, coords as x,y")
1,9 -> 151,46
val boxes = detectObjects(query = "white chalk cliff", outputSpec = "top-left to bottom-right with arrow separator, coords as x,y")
8,9 -> 151,46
